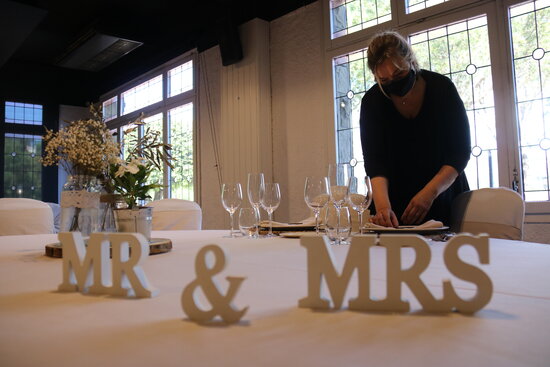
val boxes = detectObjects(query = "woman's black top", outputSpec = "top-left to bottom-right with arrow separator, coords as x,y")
359,69 -> 471,225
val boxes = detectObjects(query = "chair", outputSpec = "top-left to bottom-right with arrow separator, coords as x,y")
0,198 -> 54,235
46,202 -> 61,233
146,199 -> 202,230
450,187 -> 525,240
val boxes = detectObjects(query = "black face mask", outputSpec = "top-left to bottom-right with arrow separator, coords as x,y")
381,69 -> 416,97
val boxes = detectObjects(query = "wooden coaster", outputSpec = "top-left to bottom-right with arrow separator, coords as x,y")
45,238 -> 172,258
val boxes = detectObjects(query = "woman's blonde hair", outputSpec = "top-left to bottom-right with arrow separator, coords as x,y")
366,31 -> 420,75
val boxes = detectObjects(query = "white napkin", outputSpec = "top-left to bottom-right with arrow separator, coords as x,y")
260,216 -> 317,228
364,219 -> 444,229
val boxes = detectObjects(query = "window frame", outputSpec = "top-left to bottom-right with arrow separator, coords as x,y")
323,0 -> 548,213
0,99 -> 59,202
100,50 -> 199,203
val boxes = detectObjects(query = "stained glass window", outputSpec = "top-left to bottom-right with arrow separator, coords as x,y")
3,133 -> 42,199
407,0 -> 451,14
333,48 -> 375,181
510,0 -> 550,201
168,61 -> 193,97
169,103 -> 194,200
330,0 -> 392,39
410,16 -> 497,190
121,75 -> 163,115
142,113 -> 164,201
4,102 -> 42,125
102,96 -> 118,122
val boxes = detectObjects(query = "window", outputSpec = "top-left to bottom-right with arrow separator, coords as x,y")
168,60 -> 193,98
120,74 -> 163,115
102,53 -> 197,203
5,102 -> 43,125
328,0 -> 550,212
102,96 -> 118,122
330,0 -> 392,39
509,0 -> 550,201
2,102 -> 43,199
407,0 -> 452,14
168,103 -> 194,200
410,16 -> 497,189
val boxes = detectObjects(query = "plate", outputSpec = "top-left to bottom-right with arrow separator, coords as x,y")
364,226 -> 449,234
279,231 -> 318,238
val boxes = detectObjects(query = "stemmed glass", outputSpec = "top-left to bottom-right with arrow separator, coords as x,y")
304,176 -> 330,235
260,183 -> 281,237
221,183 -> 243,238
327,163 -> 353,210
328,163 -> 353,239
325,205 -> 351,245
348,176 -> 373,234
238,208 -> 260,238
247,173 -> 265,222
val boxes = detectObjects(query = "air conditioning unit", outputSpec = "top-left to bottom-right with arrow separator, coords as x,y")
57,30 -> 142,72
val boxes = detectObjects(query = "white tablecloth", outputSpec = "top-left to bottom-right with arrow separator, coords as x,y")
0,231 -> 549,367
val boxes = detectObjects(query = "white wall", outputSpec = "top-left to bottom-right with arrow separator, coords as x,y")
198,1 -> 329,228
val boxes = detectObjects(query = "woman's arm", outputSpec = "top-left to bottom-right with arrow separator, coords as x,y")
401,165 -> 459,224
371,176 -> 399,227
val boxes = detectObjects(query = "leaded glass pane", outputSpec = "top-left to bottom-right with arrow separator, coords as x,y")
169,103 -> 194,201
122,123 -> 138,160
143,113 -> 164,201
407,0 -> 451,14
102,96 -> 118,122
121,75 -> 163,115
330,0 -> 392,39
168,60 -> 193,97
510,0 -> 550,201
410,15 -> 497,190
4,102 -> 42,125
3,133 -> 42,199
333,47 -> 375,170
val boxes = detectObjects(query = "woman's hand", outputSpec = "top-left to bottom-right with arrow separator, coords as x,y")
401,188 -> 436,225
373,207 -> 399,228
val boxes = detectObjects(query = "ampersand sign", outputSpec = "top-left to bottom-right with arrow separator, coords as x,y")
181,244 -> 248,324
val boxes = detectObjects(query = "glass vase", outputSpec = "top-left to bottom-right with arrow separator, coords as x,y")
59,175 -> 101,237
114,206 -> 153,240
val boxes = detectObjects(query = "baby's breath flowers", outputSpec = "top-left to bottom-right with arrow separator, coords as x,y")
41,104 -> 119,177
42,104 -> 174,210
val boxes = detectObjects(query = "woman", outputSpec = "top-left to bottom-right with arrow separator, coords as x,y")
360,31 -> 471,227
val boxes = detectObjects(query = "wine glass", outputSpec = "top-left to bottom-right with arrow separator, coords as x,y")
348,176 -> 373,234
304,176 -> 330,235
238,208 -> 259,238
325,204 -> 351,245
328,163 -> 353,210
221,183 -> 243,238
260,183 -> 281,237
247,173 -> 265,222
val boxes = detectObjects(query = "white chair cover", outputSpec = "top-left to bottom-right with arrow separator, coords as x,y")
0,198 -> 54,235
146,199 -> 202,230
45,202 -> 61,233
450,187 -> 525,240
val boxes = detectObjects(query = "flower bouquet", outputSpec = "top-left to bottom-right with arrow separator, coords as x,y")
42,104 -> 120,235
107,120 -> 174,239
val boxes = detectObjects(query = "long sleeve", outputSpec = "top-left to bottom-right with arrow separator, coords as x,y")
438,76 -> 471,173
360,89 -> 388,179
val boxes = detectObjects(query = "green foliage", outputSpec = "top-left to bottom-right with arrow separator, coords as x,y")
109,163 -> 161,209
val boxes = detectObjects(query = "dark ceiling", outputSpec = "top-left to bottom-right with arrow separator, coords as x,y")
0,0 -> 317,106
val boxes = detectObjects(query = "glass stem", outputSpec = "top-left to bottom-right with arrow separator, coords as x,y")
358,211 -> 363,235
314,210 -> 320,235
229,211 -> 235,237
336,207 -> 341,245
268,211 -> 273,237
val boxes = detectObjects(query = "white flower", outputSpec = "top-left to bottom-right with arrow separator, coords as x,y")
126,162 -> 140,174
